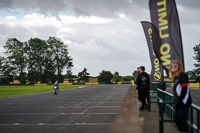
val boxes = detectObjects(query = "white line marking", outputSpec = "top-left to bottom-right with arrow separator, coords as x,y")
78,86 -> 87,88
0,102 -> 122,104
0,113 -> 118,115
13,123 -> 21,125
1,106 -> 120,109
0,123 -> 113,126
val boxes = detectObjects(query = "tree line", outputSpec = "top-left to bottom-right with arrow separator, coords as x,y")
66,69 -> 135,84
187,41 -> 200,82
0,37 -> 73,84
0,36 -> 135,85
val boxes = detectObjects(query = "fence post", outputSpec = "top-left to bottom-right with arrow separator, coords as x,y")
148,91 -> 151,112
197,110 -> 200,133
157,91 -> 160,104
189,107 -> 194,133
159,100 -> 164,133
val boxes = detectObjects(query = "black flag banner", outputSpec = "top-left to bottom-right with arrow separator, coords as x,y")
149,0 -> 184,72
141,21 -> 164,82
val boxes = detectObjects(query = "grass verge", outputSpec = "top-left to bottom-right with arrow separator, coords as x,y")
0,85 -> 89,99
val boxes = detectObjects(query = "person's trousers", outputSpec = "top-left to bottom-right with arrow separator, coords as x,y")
138,90 -> 148,107
175,107 -> 189,132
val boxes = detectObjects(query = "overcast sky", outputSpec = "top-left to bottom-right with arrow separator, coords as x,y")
0,0 -> 200,76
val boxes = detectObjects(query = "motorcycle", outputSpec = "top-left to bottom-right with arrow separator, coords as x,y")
53,84 -> 59,95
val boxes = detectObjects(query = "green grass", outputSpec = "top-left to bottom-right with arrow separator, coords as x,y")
0,85 -> 88,99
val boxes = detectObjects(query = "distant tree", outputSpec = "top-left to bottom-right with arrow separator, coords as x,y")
0,57 -> 14,84
112,71 -> 121,84
26,38 -> 48,83
98,70 -> 113,84
67,60 -> 73,70
132,70 -> 138,80
64,72 -> 77,78
192,41 -> 200,82
66,70 -> 73,78
47,37 -> 73,83
65,59 -> 74,83
187,70 -> 196,79
0,57 -> 4,82
43,58 -> 56,83
121,76 -> 133,81
4,38 -> 27,84
78,68 -> 90,82
65,70 -> 74,83
16,72 -> 27,85
1,37 -> 73,84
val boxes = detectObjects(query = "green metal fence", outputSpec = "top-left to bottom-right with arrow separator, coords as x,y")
147,84 -> 159,111
188,104 -> 200,133
157,89 -> 174,133
148,86 -> 200,133
157,89 -> 174,120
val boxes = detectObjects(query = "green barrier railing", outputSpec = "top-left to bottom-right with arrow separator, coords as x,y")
148,83 -> 167,111
188,104 -> 200,133
158,100 -> 174,133
150,88 -> 200,133
148,84 -> 159,111
157,89 -> 174,133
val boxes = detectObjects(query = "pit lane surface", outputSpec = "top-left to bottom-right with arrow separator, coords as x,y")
0,84 -> 130,133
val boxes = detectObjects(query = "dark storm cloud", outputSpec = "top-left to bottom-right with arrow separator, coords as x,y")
0,0 -> 199,19
0,0 -> 67,17
0,0 -> 149,18
0,0 -> 13,8
176,0 -> 200,9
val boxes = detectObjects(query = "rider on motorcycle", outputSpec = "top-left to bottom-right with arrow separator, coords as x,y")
54,81 -> 59,91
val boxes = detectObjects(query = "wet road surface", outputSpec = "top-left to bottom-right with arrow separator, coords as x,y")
0,84 -> 130,133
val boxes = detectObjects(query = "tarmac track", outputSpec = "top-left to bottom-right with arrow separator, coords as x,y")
0,84 -> 130,133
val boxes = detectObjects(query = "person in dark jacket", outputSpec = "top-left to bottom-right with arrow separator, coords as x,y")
134,66 -> 141,88
134,67 -> 141,101
170,60 -> 192,133
135,66 -> 150,110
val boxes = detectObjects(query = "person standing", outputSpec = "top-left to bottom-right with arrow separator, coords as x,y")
170,60 -> 192,133
137,67 -> 141,75
135,66 -> 150,110
134,67 -> 142,101
135,66 -> 141,89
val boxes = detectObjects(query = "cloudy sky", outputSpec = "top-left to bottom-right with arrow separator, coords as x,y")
0,0 -> 200,76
